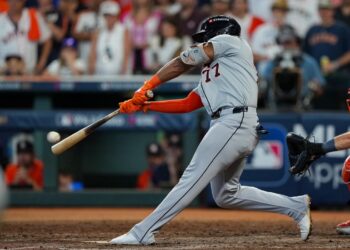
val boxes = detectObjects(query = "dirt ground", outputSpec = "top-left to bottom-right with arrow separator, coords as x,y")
1,208 -> 350,250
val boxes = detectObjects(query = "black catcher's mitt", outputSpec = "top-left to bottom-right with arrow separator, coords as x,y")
286,133 -> 323,175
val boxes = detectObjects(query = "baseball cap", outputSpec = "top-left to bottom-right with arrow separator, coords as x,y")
318,0 -> 333,9
271,0 -> 289,11
62,37 -> 77,49
146,143 -> 164,157
100,0 -> 120,16
16,140 -> 34,154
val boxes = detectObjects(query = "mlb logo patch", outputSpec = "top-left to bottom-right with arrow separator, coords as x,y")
249,141 -> 283,169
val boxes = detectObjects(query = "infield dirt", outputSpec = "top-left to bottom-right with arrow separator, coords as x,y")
1,208 -> 350,249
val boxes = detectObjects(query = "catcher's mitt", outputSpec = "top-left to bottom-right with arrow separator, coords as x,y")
286,133 -> 323,175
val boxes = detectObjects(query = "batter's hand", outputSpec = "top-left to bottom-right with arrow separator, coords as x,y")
119,100 -> 143,113
131,88 -> 149,105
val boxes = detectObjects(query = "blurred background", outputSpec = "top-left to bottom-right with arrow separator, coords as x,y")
0,0 -> 350,209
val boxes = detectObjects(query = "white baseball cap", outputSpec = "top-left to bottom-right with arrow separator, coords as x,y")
100,1 -> 120,16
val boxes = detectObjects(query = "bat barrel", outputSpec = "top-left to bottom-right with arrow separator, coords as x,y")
51,129 -> 88,155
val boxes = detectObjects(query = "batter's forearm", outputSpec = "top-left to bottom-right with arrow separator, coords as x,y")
140,57 -> 193,92
155,57 -> 194,83
145,91 -> 203,113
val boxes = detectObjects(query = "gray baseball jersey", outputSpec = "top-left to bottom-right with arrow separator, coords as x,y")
195,34 -> 258,115
122,34 -> 309,244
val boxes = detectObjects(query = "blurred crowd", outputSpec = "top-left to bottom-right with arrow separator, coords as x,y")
0,0 -> 350,109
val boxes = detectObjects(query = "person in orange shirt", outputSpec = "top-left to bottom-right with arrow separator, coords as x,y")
5,140 -> 44,191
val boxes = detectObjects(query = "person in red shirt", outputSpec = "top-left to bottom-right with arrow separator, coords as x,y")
5,140 -> 44,191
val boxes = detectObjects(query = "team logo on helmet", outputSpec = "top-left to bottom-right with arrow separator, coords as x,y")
192,15 -> 241,43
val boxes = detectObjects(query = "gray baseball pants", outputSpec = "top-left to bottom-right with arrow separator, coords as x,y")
130,109 -> 308,243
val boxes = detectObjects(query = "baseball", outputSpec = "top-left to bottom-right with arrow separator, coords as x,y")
47,131 -> 61,143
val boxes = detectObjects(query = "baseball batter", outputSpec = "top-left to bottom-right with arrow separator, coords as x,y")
112,15 -> 311,245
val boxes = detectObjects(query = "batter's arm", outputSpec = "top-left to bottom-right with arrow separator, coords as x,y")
143,91 -> 203,113
130,43 -> 214,105
157,43 -> 214,82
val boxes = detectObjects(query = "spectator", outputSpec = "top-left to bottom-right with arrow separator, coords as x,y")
44,37 -> 86,76
248,0 -> 274,21
209,0 -> 230,16
89,0 -> 130,75
304,0 -> 350,109
335,0 -> 350,26
155,0 -> 181,16
229,0 -> 265,42
251,0 -> 289,64
38,0 -> 68,63
59,171 -> 84,192
137,143 -> 177,190
261,25 -> 325,110
286,0 -> 320,37
0,0 -> 52,74
0,55 -> 26,76
73,0 -> 105,62
174,0 -> 208,40
150,17 -> 183,70
162,133 -> 183,177
60,0 -> 79,38
304,0 -> 350,75
124,0 -> 161,74
5,140 -> 44,191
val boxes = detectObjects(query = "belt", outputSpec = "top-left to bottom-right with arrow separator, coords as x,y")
211,106 -> 255,119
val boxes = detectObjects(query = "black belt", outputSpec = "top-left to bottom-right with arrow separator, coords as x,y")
211,106 -> 248,119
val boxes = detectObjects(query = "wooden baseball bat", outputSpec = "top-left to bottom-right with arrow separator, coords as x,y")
51,90 -> 153,155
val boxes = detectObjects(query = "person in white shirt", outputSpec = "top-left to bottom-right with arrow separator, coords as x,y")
150,17 -> 183,70
73,0 -> 105,62
89,1 -> 131,75
248,0 -> 275,21
123,0 -> 161,73
0,0 -> 52,74
44,37 -> 85,76
286,0 -> 320,37
249,0 -> 320,37
251,0 -> 289,64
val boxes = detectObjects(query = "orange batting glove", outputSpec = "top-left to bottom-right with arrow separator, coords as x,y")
119,100 -> 143,114
132,88 -> 149,105
131,75 -> 161,105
